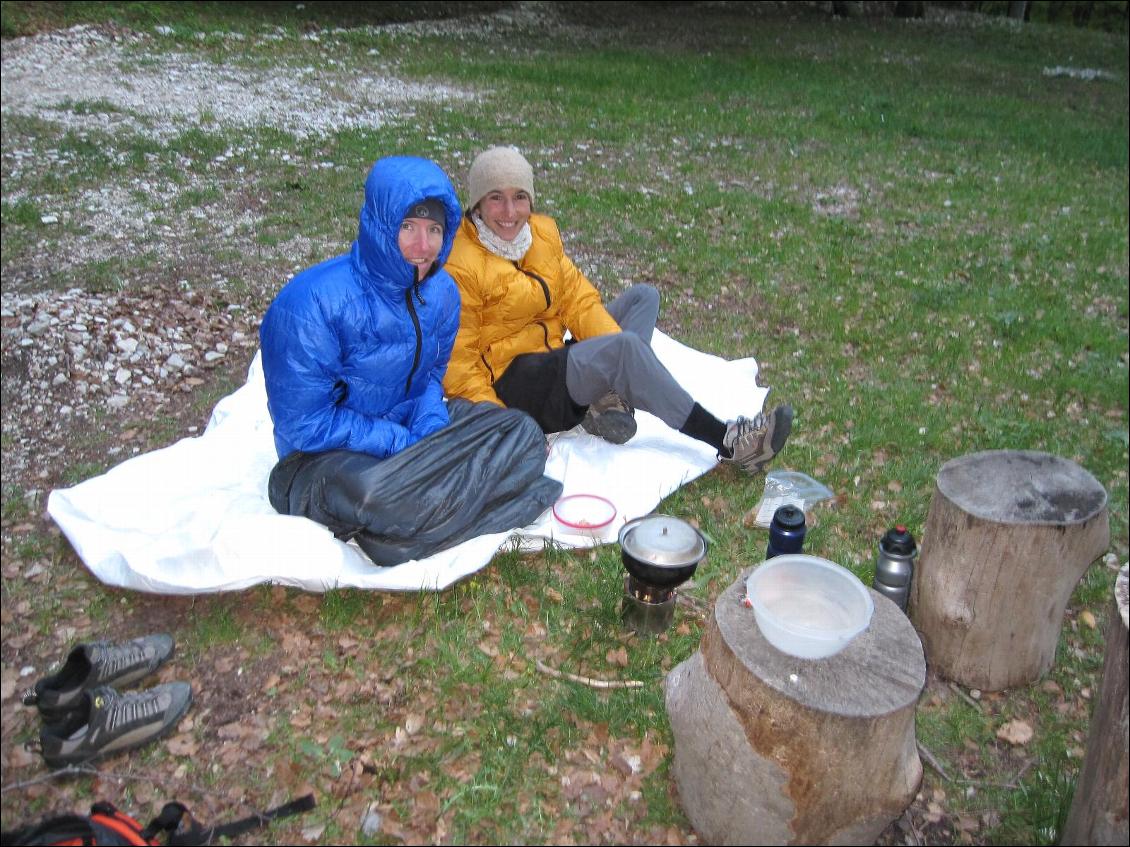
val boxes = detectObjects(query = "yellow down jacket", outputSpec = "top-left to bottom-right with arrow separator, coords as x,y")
442,213 -> 621,406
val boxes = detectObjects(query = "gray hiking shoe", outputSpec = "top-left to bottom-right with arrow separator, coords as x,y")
719,403 -> 794,474
580,392 -> 637,444
23,634 -> 175,722
39,682 -> 193,768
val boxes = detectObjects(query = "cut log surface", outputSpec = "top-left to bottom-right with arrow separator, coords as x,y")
666,569 -> 925,845
1061,564 -> 1129,846
910,450 -> 1109,691
933,449 -> 1107,525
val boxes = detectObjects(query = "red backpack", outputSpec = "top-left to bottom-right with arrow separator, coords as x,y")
0,795 -> 315,846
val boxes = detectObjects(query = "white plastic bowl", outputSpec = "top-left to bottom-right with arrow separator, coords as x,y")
745,554 -> 874,659
552,494 -> 617,539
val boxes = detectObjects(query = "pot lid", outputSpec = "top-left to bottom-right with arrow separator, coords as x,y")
620,515 -> 706,568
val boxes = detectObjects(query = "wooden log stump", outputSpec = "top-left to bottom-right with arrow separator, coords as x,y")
665,569 -> 925,845
1061,564 -> 1128,846
909,450 -> 1109,691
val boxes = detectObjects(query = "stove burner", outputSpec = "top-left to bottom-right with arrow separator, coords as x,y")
625,574 -> 676,605
622,575 -> 678,635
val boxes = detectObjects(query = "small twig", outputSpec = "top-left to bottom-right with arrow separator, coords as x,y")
955,757 -> 1036,791
916,740 -> 951,782
905,807 -> 923,846
949,681 -> 983,712
1,764 -> 94,793
2,761 -> 236,806
534,658 -> 645,690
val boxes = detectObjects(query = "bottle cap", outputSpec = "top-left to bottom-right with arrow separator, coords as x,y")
882,525 -> 917,555
772,505 -> 805,529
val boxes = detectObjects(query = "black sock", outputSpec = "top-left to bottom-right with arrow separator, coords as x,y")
679,402 -> 728,453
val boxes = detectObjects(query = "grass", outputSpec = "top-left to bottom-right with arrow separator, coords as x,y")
1,2 -> 1127,845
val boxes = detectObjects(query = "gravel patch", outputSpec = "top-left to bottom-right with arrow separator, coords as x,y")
0,24 -> 480,141
1,283 -> 262,488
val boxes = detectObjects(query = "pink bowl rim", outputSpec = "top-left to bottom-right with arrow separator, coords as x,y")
552,493 -> 617,530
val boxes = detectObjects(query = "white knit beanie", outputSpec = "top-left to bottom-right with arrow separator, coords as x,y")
467,146 -> 535,210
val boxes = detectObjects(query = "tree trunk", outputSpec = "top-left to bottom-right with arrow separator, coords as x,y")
894,1 -> 925,18
666,570 -> 925,844
1061,564 -> 1129,846
1072,1 -> 1096,26
909,450 -> 1109,691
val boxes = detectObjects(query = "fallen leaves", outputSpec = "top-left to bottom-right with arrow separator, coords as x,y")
605,646 -> 629,668
996,718 -> 1034,746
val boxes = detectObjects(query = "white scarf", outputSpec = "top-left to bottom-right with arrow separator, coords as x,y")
472,211 -> 533,261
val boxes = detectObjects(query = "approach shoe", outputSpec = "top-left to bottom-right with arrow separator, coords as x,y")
719,403 -> 794,475
38,682 -> 193,769
23,633 -> 175,723
580,392 -> 637,445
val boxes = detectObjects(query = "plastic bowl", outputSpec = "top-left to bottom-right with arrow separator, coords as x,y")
553,494 -> 617,538
745,554 -> 874,659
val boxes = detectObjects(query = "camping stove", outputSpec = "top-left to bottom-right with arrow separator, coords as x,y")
622,574 -> 679,635
618,515 -> 708,636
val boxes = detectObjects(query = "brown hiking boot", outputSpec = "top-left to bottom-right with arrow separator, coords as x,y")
719,403 -> 793,474
580,392 -> 637,444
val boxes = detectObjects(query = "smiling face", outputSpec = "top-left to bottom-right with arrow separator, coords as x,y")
398,216 -> 444,280
476,187 -> 532,242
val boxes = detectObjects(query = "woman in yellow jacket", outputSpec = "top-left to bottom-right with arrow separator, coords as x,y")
442,146 -> 792,474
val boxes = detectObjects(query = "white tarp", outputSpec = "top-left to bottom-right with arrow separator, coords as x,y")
47,331 -> 767,593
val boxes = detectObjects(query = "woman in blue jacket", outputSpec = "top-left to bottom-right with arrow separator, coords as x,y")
260,156 -> 561,567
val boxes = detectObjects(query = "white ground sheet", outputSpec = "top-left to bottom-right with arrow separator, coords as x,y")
47,332 -> 767,594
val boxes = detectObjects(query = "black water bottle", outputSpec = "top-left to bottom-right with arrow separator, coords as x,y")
873,525 -> 918,613
766,505 -> 806,559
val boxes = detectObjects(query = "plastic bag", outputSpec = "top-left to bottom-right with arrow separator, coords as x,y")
747,470 -> 835,529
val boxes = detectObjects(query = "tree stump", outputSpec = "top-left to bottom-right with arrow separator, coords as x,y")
909,450 -> 1109,691
665,570 -> 925,845
1061,564 -> 1129,846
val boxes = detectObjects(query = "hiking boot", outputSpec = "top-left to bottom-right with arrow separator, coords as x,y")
580,392 -> 637,444
719,403 -> 794,474
24,634 -> 175,723
39,683 -> 193,769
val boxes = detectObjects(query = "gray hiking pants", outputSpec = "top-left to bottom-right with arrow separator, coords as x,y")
564,284 -> 696,429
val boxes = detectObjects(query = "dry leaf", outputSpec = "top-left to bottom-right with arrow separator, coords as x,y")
166,732 -> 198,757
996,719 -> 1034,746
404,713 -> 425,735
545,586 -> 564,603
6,744 -> 39,769
1080,609 -> 1097,629
606,647 -> 629,668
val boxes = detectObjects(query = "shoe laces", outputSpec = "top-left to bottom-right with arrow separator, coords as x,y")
106,691 -> 162,730
725,412 -> 767,449
96,642 -> 149,679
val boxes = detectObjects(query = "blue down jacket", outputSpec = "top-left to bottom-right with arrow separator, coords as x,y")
260,157 -> 462,460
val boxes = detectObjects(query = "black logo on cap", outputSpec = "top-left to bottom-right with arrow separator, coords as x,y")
414,204 -> 429,218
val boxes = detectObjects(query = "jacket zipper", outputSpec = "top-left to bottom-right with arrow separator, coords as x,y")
404,288 -> 423,396
481,354 -> 496,384
514,264 -> 553,351
514,263 -> 552,310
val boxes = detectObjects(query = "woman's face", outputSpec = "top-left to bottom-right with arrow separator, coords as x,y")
477,187 -> 532,242
399,216 -> 444,280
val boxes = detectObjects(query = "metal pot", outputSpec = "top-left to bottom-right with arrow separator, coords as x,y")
618,514 -> 708,590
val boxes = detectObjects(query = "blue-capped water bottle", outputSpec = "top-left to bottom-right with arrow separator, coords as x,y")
766,505 -> 806,559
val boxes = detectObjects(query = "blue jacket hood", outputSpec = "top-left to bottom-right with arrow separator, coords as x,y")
260,156 -> 463,461
353,156 -> 462,292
